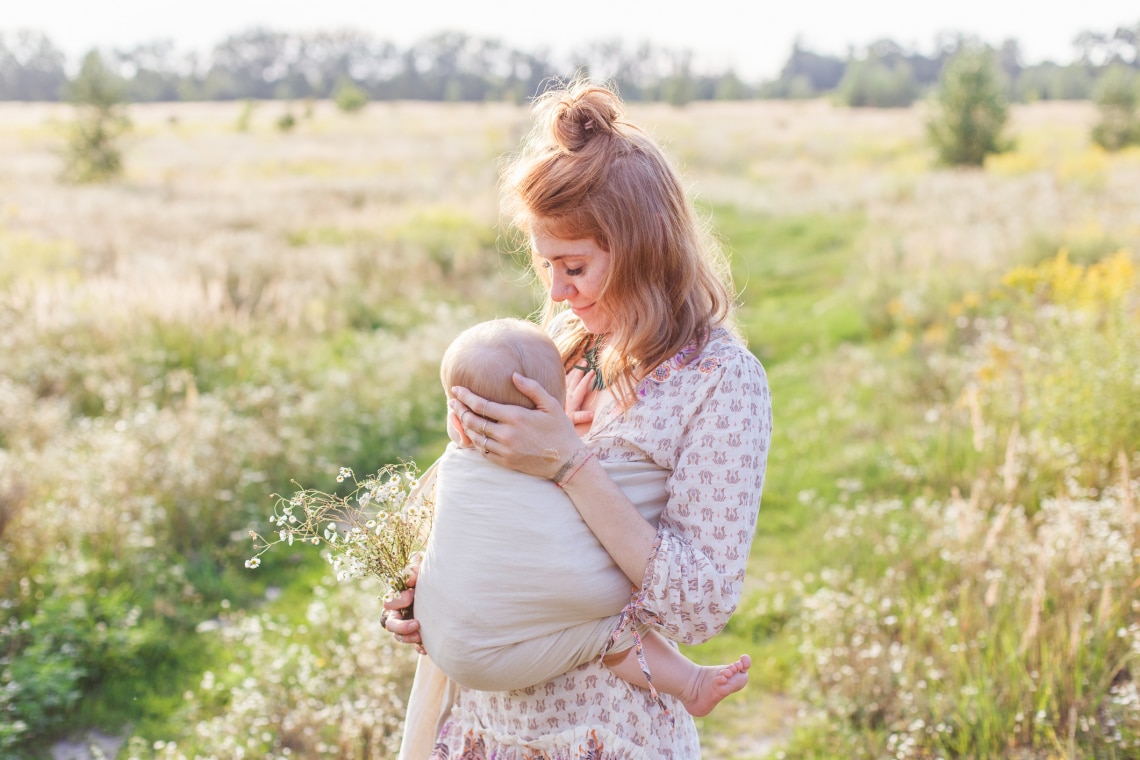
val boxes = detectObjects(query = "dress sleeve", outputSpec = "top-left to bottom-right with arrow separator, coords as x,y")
636,348 -> 772,645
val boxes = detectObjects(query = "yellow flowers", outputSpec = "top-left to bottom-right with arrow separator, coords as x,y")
1002,248 -> 1136,311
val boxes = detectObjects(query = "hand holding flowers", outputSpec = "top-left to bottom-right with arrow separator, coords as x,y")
247,462 -> 433,613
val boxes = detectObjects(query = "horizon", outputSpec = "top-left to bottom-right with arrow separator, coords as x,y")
3,1 -> 1138,82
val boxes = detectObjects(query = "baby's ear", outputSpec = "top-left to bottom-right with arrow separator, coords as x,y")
447,408 -> 473,447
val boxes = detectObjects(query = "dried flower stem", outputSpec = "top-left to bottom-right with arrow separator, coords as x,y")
247,462 -> 433,607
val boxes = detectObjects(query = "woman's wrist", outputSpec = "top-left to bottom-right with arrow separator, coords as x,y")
552,447 -> 594,488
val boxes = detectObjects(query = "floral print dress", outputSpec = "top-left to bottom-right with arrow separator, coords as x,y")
429,329 -> 772,760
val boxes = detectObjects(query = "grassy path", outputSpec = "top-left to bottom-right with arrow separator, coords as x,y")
687,206 -> 877,757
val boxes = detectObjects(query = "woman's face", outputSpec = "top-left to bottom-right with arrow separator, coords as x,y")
532,234 -> 614,334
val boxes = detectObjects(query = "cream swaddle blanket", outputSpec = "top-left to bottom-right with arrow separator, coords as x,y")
414,443 -> 669,692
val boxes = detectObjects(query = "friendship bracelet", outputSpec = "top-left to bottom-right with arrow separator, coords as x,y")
550,448 -> 584,483
555,449 -> 596,489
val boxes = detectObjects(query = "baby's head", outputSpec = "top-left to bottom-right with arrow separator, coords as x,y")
440,318 -> 566,409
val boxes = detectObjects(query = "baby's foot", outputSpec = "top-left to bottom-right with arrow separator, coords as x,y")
682,654 -> 751,717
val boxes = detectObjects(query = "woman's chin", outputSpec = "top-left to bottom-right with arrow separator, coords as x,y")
573,308 -> 609,334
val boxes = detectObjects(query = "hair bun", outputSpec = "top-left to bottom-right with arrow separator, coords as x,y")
546,82 -> 624,153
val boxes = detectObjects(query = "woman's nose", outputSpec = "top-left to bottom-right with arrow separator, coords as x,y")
550,276 -> 574,302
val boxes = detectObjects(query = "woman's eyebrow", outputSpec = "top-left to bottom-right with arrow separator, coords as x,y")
537,251 -> 588,261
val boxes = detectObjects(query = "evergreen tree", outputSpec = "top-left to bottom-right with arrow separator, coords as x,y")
1091,65 -> 1140,150
926,46 -> 1012,166
62,51 -> 131,183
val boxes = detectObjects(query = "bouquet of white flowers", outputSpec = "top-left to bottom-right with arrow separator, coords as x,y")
247,462 -> 434,612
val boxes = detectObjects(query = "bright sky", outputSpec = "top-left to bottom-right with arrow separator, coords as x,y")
4,1 -> 1138,80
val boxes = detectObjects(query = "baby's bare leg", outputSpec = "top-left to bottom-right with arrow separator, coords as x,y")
602,631 -> 750,717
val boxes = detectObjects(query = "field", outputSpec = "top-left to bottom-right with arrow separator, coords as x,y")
1,97 -> 1138,759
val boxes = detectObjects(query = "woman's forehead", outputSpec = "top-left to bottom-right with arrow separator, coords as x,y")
531,234 -> 605,259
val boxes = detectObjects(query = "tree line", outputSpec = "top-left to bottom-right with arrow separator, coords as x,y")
766,26 -> 1140,107
0,22 -> 1138,105
0,28 -> 743,105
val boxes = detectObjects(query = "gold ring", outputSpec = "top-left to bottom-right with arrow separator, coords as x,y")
482,420 -> 489,438
481,399 -> 489,416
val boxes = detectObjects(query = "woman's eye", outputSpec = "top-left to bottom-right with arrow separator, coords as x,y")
565,266 -> 583,276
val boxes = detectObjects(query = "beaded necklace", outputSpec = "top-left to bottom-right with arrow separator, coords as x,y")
572,334 -> 607,391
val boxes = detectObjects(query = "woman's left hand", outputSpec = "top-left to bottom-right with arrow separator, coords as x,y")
451,372 -> 585,479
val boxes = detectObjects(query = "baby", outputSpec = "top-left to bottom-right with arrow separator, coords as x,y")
414,317 -> 749,717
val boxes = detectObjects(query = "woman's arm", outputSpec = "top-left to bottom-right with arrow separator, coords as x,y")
550,452 -> 658,586
636,352 -> 772,644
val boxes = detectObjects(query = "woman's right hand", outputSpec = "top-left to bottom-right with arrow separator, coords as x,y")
383,562 -> 425,655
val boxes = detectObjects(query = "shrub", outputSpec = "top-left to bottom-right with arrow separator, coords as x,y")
927,46 -> 1012,166
276,110 -> 297,132
333,78 -> 369,113
61,51 -> 130,183
1091,65 -> 1140,151
837,59 -> 919,108
234,99 -> 256,131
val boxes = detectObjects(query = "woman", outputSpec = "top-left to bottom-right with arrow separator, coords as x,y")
386,79 -> 772,759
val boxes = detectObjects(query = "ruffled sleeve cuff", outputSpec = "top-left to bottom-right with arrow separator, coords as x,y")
636,525 -> 736,645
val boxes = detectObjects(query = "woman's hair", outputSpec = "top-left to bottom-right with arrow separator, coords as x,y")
499,77 -> 737,402
440,318 -> 567,409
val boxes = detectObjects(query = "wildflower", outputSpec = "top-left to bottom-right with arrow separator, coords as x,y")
245,558 -> 261,569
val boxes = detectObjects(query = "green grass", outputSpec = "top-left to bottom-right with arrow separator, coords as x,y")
710,205 -> 871,366
685,207 -> 889,748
